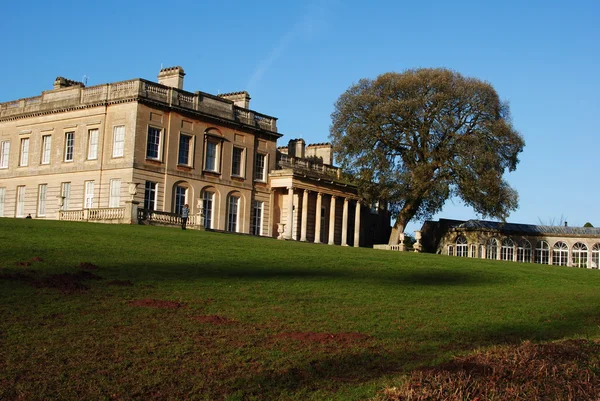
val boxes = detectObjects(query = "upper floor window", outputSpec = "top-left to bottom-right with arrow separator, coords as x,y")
19,138 -> 29,166
205,141 -> 219,172
146,126 -> 162,160
87,129 -> 99,160
232,147 -> 244,177
254,153 -> 266,181
64,132 -> 74,162
178,134 -> 193,166
41,135 -> 52,165
112,125 -> 125,158
0,141 -> 9,168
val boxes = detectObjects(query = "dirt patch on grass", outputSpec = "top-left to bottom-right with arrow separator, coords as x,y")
375,339 -> 600,401
33,271 -> 102,294
272,332 -> 371,345
193,315 -> 236,325
129,299 -> 184,309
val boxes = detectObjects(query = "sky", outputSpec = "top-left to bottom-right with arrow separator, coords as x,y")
2,0 -> 599,234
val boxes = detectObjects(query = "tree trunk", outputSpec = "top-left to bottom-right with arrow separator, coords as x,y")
387,201 -> 419,245
388,222 -> 406,245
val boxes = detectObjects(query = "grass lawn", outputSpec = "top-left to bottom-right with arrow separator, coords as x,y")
1,218 -> 600,400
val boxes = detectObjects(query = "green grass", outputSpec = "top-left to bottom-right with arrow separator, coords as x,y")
1,218 -> 600,401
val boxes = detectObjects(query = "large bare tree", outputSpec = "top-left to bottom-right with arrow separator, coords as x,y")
330,68 -> 525,244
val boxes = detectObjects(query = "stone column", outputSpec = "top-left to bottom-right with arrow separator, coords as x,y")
354,200 -> 361,247
328,195 -> 337,245
285,186 -> 294,240
314,193 -> 322,244
341,198 -> 349,246
300,189 -> 309,241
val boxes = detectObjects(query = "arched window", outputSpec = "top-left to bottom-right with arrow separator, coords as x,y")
592,244 -> 600,269
201,187 -> 218,230
227,193 -> 241,232
172,182 -> 191,215
535,240 -> 550,264
501,238 -> 514,261
486,238 -> 498,260
571,242 -> 588,268
517,240 -> 532,263
456,236 -> 468,257
552,241 -> 569,266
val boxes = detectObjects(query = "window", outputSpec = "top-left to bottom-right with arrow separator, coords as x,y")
87,129 -> 99,160
202,191 -> 215,229
470,244 -> 477,258
144,181 -> 157,210
571,242 -> 588,268
232,147 -> 244,177
146,126 -> 162,160
64,132 -> 74,162
251,201 -> 263,236
84,181 -> 95,209
16,186 -> 25,217
448,245 -> 454,256
112,125 -> 125,158
37,184 -> 47,217
178,134 -> 193,166
455,236 -> 468,257
227,195 -> 240,232
174,186 -> 187,215
0,141 -> 9,168
535,240 -> 550,264
205,141 -> 219,172
517,240 -> 532,263
501,238 -> 514,261
254,153 -> 266,181
61,182 -> 71,211
486,238 -> 498,260
552,241 -> 569,266
109,179 -> 121,208
19,138 -> 29,166
592,244 -> 600,269
41,135 -> 52,164
0,187 -> 5,217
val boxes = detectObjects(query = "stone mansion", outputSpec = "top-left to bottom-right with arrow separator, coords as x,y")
0,66 -> 389,247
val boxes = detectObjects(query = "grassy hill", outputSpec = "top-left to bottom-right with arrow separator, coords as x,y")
1,218 -> 599,400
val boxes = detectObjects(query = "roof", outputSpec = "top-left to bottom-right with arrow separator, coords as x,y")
451,219 -> 600,236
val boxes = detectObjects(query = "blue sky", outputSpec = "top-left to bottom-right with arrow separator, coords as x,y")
3,0 -> 599,233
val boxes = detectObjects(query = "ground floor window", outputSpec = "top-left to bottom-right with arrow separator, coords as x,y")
501,238 -> 514,261
486,238 -> 498,260
251,201 -> 263,236
16,186 -> 26,217
517,240 -> 532,263
227,195 -> 240,232
0,187 -> 5,217
552,241 -> 569,266
571,242 -> 588,268
202,191 -> 214,229
456,236 -> 467,257
109,179 -> 121,208
535,241 -> 549,264
592,244 -> 600,269
144,181 -> 157,211
84,181 -> 95,209
174,186 -> 187,215
37,184 -> 47,217
61,182 -> 71,211
469,244 -> 477,258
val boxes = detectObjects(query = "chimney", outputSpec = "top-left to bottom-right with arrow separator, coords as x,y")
219,91 -> 251,109
157,66 -> 185,89
53,77 -> 85,90
287,139 -> 305,158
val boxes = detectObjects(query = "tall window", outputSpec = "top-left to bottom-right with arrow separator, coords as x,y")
448,245 -> 454,256
552,241 -> 569,266
178,134 -> 193,166
251,201 -> 263,236
470,244 -> 477,258
592,244 -> 600,269
19,138 -> 29,166
486,238 -> 498,260
501,238 -> 514,261
205,141 -> 218,172
37,184 -> 47,216
202,191 -> 215,229
144,181 -> 157,210
535,240 -> 550,264
232,147 -> 244,176
84,181 -> 95,209
61,182 -> 71,211
16,186 -> 25,217
0,141 -> 9,168
112,125 -> 125,158
87,129 -> 99,160
146,127 -> 161,160
0,187 -> 5,217
517,240 -> 532,263
571,242 -> 588,268
174,186 -> 187,215
41,135 -> 52,164
455,236 -> 468,257
64,132 -> 74,162
227,195 -> 240,232
254,153 -> 266,181
109,179 -> 121,208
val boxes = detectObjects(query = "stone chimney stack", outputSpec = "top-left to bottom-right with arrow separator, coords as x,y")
287,139 -> 305,158
219,91 -> 251,109
157,66 -> 185,89
53,77 -> 85,90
